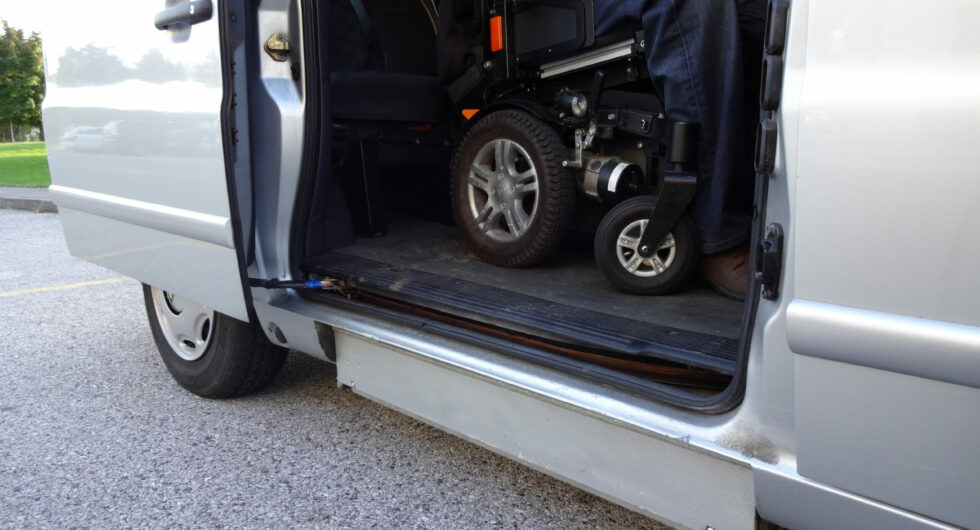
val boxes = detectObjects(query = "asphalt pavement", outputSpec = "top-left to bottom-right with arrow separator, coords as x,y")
0,208 -> 669,529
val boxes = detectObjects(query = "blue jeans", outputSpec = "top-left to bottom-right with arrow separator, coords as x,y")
595,0 -> 767,253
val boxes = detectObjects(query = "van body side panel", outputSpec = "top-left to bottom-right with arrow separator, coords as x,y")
795,357 -> 980,526
40,0 -> 247,320
789,1 -> 980,526
754,468 -> 955,530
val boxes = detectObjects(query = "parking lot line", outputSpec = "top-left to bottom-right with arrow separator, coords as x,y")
0,277 -> 128,298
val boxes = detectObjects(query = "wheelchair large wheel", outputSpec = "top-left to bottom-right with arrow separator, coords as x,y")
594,196 -> 699,295
450,110 -> 576,267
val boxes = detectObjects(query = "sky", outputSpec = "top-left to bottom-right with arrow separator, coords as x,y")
0,1 -> 219,76
0,0 -> 44,35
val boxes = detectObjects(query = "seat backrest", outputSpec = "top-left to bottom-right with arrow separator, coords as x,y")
437,0 -> 480,84
510,0 -> 595,65
330,0 -> 438,75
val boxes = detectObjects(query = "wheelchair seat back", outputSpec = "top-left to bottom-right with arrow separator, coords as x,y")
508,0 -> 595,65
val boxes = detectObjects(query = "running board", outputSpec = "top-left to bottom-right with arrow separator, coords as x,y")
303,252 -> 738,375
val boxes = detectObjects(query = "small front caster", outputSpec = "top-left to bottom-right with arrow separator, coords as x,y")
594,196 -> 699,295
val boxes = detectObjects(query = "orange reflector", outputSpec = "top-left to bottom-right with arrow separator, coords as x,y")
489,16 -> 503,52
461,109 -> 479,120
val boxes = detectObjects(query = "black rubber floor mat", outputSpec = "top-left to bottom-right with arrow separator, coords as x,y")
304,252 -> 738,375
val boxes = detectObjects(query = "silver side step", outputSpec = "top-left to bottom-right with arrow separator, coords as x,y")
333,330 -> 755,529
254,293 -> 756,528
539,39 -> 635,79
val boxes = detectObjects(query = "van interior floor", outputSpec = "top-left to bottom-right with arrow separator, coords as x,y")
302,215 -> 744,377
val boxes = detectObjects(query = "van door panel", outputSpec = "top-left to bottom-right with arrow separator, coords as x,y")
789,1 -> 980,527
41,0 -> 248,320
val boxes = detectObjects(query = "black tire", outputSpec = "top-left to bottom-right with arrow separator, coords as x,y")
594,196 -> 699,295
142,284 -> 288,398
450,110 -> 576,267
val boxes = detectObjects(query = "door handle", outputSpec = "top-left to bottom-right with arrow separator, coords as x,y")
155,0 -> 213,31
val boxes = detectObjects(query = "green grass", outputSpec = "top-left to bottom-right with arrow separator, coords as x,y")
0,142 -> 51,187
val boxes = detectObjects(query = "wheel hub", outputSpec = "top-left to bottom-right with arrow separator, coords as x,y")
616,219 -> 677,277
466,138 -> 539,242
150,287 -> 215,361
492,173 -> 517,202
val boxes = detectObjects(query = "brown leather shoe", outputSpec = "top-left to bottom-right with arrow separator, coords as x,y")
701,245 -> 750,301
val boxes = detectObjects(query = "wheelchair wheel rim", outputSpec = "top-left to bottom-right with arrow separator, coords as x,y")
615,219 -> 677,277
466,138 -> 539,243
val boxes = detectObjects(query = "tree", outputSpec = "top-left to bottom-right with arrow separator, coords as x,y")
190,51 -> 220,87
0,20 -> 45,132
133,49 -> 185,83
54,44 -> 129,87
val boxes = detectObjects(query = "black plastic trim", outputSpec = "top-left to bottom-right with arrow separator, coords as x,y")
756,223 -> 784,300
218,0 -> 258,322
755,118 -> 777,175
155,0 -> 213,31
707,118 -> 774,415
289,0 -> 328,280
764,0 -> 790,55
760,54 -> 783,111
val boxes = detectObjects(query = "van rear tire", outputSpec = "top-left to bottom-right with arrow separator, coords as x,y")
143,284 -> 288,398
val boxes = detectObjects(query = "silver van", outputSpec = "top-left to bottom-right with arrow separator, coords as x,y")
41,0 -> 980,528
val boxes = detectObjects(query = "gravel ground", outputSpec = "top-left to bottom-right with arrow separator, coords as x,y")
0,209 -> 670,529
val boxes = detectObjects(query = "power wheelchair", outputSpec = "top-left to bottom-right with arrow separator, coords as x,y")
441,0 -> 703,295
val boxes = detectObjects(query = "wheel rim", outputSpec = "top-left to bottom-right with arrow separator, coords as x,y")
150,287 -> 215,361
615,219 -> 677,277
466,138 -> 539,242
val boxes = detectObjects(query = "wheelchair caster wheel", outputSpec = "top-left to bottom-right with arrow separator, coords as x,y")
594,196 -> 699,295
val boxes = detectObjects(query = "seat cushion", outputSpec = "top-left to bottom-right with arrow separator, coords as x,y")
331,71 -> 453,123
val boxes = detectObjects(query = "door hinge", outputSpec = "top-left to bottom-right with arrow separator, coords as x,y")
264,33 -> 290,61
755,223 -> 784,300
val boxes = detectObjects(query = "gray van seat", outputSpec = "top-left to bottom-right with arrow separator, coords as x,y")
330,71 -> 453,123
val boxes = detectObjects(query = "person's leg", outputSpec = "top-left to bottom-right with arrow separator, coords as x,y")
595,0 -> 764,254
595,0 -> 766,297
738,0 -> 769,43
643,0 -> 754,254
594,0 -> 645,36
